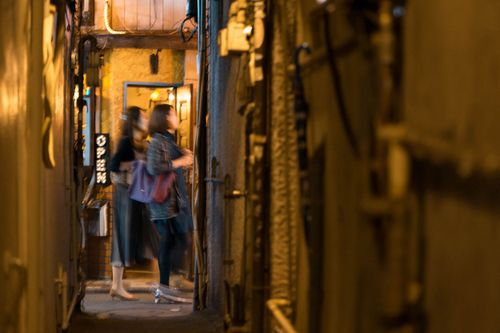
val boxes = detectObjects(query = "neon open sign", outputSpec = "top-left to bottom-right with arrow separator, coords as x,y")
95,133 -> 110,185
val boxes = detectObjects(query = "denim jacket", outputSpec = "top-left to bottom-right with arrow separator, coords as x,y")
146,132 -> 191,227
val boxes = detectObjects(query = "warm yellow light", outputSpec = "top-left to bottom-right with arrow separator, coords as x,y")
73,87 -> 79,107
168,92 -> 175,102
150,90 -> 160,101
243,25 -> 253,36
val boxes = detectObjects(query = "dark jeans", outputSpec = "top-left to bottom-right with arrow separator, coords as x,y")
154,218 -> 188,286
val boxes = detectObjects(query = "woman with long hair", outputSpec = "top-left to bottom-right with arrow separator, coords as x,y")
109,106 -> 154,300
146,104 -> 193,288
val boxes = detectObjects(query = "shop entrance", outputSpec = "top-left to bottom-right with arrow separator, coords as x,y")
120,81 -> 196,281
124,82 -> 195,157
58,0 -> 213,324
81,55 -> 198,318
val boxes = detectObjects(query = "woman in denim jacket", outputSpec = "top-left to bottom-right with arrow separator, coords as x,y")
146,104 -> 193,287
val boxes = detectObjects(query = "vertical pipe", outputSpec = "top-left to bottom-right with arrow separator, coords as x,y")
378,2 -> 409,330
193,0 -> 208,310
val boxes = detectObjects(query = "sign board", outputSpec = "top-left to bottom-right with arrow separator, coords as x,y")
95,133 -> 110,186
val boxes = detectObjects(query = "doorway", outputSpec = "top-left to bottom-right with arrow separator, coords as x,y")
123,81 -> 196,280
81,79 -> 197,319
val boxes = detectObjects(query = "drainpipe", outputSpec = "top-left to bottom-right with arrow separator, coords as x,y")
192,0 -> 208,311
376,1 -> 412,328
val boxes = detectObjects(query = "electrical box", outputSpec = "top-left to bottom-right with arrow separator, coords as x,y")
86,200 -> 109,237
218,0 -> 250,56
227,21 -> 250,52
219,28 -> 229,56
219,22 -> 250,56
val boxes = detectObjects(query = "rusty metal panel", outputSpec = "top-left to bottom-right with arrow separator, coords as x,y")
96,0 -> 187,32
163,0 -> 176,29
94,0 -> 104,30
174,0 -> 186,27
404,1 -> 500,332
404,0 -> 500,156
150,0 -> 164,30
111,0 -> 126,30
137,0 -> 151,30
124,0 -> 138,30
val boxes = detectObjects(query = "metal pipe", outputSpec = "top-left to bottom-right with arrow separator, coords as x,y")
403,129 -> 500,178
62,281 -> 84,330
54,264 -> 83,331
266,299 -> 298,333
192,0 -> 208,310
103,0 -> 125,34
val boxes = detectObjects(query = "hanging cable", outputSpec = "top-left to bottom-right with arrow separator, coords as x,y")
180,17 -> 198,42
323,4 -> 361,158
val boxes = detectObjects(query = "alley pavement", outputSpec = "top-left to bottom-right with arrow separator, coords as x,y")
68,278 -> 222,333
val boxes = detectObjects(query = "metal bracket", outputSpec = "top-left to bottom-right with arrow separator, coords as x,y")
204,178 -> 225,184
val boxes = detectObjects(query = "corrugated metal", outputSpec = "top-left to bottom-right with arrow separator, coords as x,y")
92,0 -> 187,31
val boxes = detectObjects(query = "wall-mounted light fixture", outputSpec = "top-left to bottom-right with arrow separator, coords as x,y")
168,91 -> 176,103
150,90 -> 160,101
150,50 -> 160,74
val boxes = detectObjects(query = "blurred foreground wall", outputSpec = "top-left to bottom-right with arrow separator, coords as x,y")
0,2 -> 74,333
263,0 -> 500,332
404,0 -> 500,332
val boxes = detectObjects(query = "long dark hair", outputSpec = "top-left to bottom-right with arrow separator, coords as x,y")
122,106 -> 143,138
148,104 -> 174,135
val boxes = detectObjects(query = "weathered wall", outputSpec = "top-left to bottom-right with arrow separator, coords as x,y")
269,0 -> 301,308
195,0 -> 500,332
88,47 -> 186,278
209,1 -> 376,331
101,48 -> 184,146
404,1 -> 500,332
288,0 -> 500,332
0,1 -> 73,333
0,2 -> 32,332
207,0 -> 251,319
40,13 -> 74,333
296,1 -> 381,332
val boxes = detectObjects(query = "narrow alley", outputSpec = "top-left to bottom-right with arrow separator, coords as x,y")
2,0 -> 500,333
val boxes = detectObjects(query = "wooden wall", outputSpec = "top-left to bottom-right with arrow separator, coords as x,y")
93,0 -> 187,32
